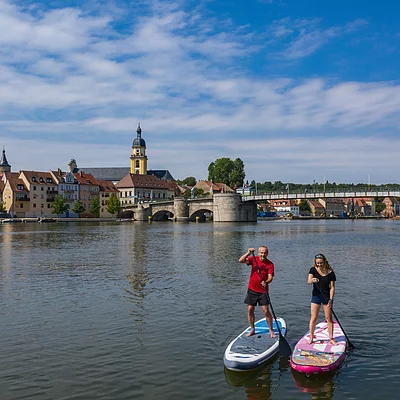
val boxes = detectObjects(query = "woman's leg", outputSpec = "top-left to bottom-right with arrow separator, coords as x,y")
323,303 -> 337,344
309,303 -> 320,344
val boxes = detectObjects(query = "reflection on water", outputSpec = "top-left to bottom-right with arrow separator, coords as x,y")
291,369 -> 335,399
0,220 -> 400,399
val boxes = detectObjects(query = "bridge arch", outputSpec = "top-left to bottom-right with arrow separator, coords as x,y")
189,208 -> 213,222
152,209 -> 174,221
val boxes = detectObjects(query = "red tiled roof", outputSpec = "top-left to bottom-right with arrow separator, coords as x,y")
3,172 -> 28,192
96,179 -> 119,192
73,171 -> 99,185
116,174 -> 171,189
20,170 -> 56,184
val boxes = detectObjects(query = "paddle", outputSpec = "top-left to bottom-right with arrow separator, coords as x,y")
251,251 -> 292,357
315,281 -> 355,349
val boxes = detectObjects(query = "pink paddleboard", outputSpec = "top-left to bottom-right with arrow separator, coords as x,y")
290,321 -> 347,374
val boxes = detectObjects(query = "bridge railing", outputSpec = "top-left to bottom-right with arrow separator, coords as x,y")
242,191 -> 400,201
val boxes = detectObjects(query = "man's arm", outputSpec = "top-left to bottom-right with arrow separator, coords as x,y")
238,247 -> 255,263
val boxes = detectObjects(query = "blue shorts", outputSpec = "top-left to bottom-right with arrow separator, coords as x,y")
311,294 -> 329,305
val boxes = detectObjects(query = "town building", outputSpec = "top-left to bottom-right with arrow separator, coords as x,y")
116,174 -> 173,205
97,179 -> 119,218
318,198 -> 346,216
382,197 -> 400,217
269,199 -> 300,217
2,172 -> 30,217
308,200 -> 325,216
73,171 -> 100,217
50,168 -> 80,217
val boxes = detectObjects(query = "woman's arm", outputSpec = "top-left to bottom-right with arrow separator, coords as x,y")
308,273 -> 318,285
329,281 -> 335,304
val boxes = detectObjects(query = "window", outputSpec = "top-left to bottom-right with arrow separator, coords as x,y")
163,193 -> 166,198
41,187 -> 44,191
84,186 -> 87,191
33,203 -> 36,208
61,185 -> 64,190
39,177 -> 43,183
135,160 -> 140,168
33,186 -> 36,190
48,204 -> 50,208
32,177 -> 36,182
20,204 -> 23,208
41,204 -> 44,208
17,184 -> 24,190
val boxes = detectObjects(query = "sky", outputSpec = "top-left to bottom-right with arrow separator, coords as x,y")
1,0 -> 400,184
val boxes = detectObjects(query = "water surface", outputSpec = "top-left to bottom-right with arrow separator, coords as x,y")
0,219 -> 399,399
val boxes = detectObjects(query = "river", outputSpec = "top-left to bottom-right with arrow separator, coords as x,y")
0,219 -> 399,400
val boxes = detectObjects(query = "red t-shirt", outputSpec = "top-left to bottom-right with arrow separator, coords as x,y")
247,256 -> 275,293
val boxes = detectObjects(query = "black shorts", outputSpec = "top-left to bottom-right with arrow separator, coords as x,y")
244,289 -> 270,306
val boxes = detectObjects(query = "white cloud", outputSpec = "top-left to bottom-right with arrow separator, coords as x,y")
0,0 -> 398,184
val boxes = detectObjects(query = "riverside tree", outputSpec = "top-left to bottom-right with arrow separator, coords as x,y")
51,195 -> 70,217
72,199 -> 85,216
106,193 -> 121,216
208,157 -> 245,188
90,196 -> 100,216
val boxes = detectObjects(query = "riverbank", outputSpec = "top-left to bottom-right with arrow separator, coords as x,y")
0,217 -> 126,223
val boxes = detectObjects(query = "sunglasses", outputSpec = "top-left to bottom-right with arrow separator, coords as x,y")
315,254 -> 325,260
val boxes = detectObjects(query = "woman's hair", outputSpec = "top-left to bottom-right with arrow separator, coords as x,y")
313,253 -> 333,270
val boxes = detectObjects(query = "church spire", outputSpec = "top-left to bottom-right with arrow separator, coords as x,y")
0,146 -> 11,173
131,122 -> 148,175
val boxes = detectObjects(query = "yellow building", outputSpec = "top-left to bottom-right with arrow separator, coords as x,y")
130,123 -> 148,174
97,179 -> 119,218
19,171 -> 58,217
2,172 -> 30,217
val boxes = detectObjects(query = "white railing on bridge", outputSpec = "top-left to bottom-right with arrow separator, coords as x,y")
242,191 -> 400,201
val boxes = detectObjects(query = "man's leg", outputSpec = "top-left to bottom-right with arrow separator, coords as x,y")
246,305 -> 256,336
261,305 -> 276,338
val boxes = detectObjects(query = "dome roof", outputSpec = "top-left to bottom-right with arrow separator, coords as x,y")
132,123 -> 146,147
132,137 -> 146,147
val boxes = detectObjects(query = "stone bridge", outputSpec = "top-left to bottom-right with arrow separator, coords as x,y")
123,193 -> 257,222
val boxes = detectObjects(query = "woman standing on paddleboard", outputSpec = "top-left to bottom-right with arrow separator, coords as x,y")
308,254 -> 337,345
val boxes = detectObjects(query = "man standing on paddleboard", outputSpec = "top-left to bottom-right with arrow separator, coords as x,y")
239,246 -> 276,338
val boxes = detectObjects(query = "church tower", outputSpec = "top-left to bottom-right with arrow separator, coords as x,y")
130,123 -> 148,174
0,146 -> 11,173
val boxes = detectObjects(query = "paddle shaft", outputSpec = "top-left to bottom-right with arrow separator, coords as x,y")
315,281 -> 355,349
251,251 -> 292,356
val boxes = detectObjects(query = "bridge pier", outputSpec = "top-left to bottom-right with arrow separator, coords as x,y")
213,193 -> 257,222
174,198 -> 190,221
134,204 -> 152,221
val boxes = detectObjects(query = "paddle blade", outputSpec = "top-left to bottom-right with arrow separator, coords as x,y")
279,336 -> 292,357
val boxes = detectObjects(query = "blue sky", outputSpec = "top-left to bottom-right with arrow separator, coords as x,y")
1,0 -> 400,184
